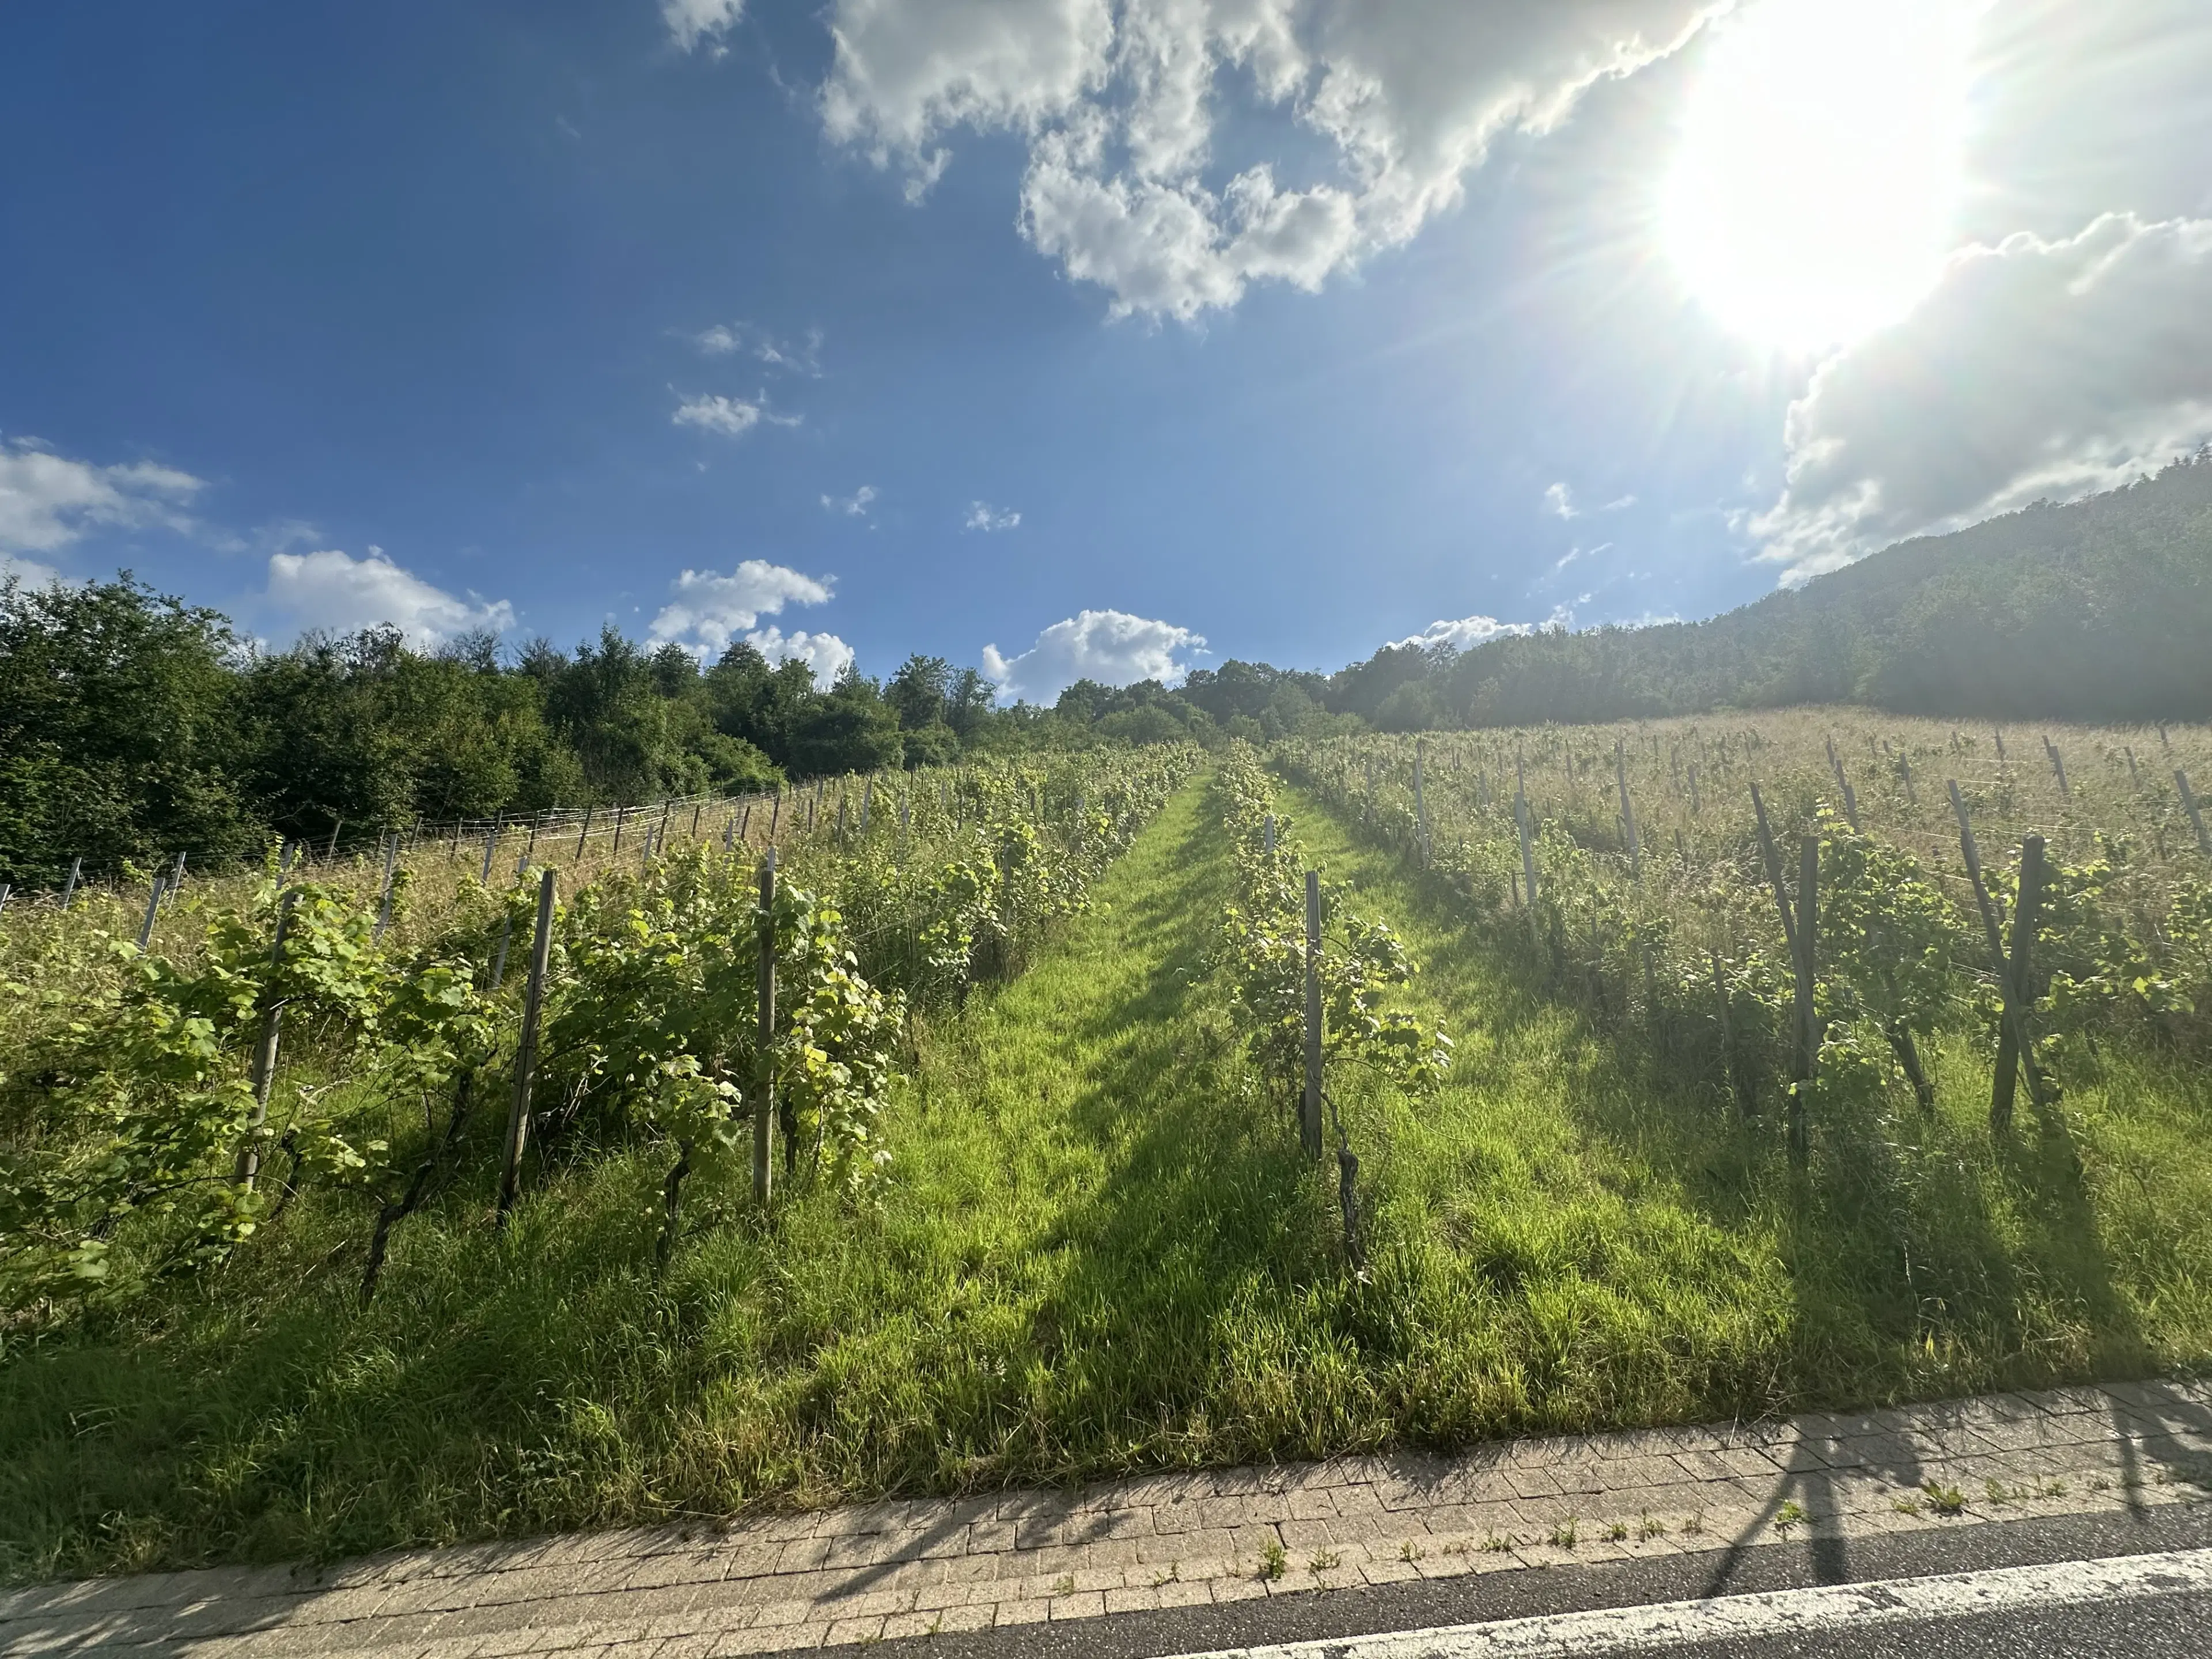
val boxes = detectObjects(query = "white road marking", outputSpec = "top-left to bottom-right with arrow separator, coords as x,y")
1172,1547 -> 2212,1659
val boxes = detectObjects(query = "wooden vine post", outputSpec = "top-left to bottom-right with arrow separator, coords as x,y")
373,835 -> 399,940
1514,753 -> 1539,910
2179,770 -> 2210,857
1825,736 -> 1861,830
1990,835 -> 2049,1131
1302,869 -> 1323,1159
754,847 -> 777,1206
61,855 -> 83,911
498,868 -> 558,1224
234,888 -> 300,1188
1615,738 -> 1640,877
1946,780 -> 2051,1125
1751,783 -> 1817,1166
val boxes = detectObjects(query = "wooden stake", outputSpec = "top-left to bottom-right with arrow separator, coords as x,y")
498,868 -> 558,1224
1303,869 -> 1323,1159
61,856 -> 82,911
2044,737 -> 2070,798
2178,770 -> 2210,857
373,835 -> 399,940
137,877 -> 165,950
234,889 -> 299,1188
327,819 -> 342,862
755,848 -> 777,1206
1413,741 -> 1427,865
1991,836 -> 2048,1130
1514,751 -> 1539,907
1789,835 -> 1818,1167
1948,781 -> 2050,1117
1615,739 -> 1639,877
574,805 -> 593,861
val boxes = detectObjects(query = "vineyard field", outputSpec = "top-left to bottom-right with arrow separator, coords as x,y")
3,714 -> 2211,1586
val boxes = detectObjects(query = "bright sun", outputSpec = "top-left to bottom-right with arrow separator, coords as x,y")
1665,0 -> 1974,350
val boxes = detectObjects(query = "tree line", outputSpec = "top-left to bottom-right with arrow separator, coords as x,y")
6,453 -> 2203,885
0,575 -> 1359,885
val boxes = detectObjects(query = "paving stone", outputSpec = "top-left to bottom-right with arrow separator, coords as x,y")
20,1382 -> 2212,1659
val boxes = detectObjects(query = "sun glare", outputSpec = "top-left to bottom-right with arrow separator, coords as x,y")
1665,0 -> 1973,350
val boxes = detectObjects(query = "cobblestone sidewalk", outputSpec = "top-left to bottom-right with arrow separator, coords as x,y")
7,1378 -> 2210,1658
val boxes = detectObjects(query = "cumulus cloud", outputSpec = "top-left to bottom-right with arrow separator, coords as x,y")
646,558 -> 846,672
822,484 -> 878,516
822,0 -> 1724,319
672,391 -> 802,438
690,321 -> 823,374
1756,212 -> 2212,581
664,0 -> 745,54
0,437 -> 206,559
964,499 -> 1021,531
745,625 -> 857,683
1390,612 -> 1536,652
982,607 -> 1204,702
1,554 -> 64,589
264,549 -> 516,647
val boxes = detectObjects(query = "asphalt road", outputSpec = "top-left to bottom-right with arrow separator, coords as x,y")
840,1502 -> 2212,1659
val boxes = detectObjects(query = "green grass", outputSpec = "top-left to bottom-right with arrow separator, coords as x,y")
6,767 -> 2211,1584
1272,774 -> 2212,1426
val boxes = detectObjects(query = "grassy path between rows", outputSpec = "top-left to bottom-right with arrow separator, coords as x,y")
7,765 -> 2209,1584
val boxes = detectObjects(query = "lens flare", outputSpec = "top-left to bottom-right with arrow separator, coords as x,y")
1665,0 -> 1975,350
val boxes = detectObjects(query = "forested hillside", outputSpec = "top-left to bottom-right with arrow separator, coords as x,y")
1334,450 -> 2212,730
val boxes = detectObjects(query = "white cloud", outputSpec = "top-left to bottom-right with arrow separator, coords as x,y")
823,0 -> 1725,319
746,625 -> 856,683
264,550 -> 516,647
664,0 -> 745,54
982,607 -> 1204,702
1390,613 -> 1536,652
672,391 -> 802,438
646,558 -> 839,664
1,554 -> 64,589
822,484 -> 878,516
1756,212 -> 2212,581
690,321 -> 823,374
965,499 -> 1021,532
0,437 -> 206,558
1545,482 -> 1634,519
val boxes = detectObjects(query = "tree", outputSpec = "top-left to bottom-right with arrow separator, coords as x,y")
0,574 -> 255,883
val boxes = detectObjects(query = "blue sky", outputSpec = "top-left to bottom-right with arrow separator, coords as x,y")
5,1 -> 2209,701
